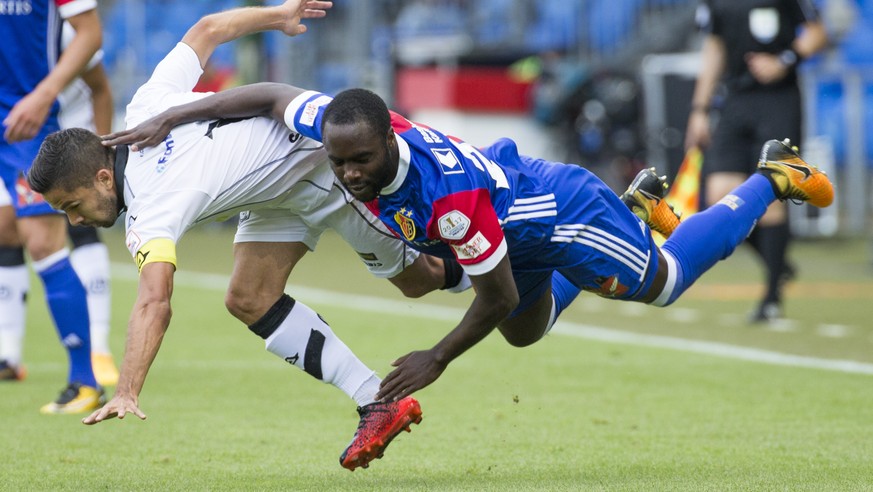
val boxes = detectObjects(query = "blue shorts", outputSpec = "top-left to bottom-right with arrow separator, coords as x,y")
495,154 -> 659,315
0,115 -> 61,218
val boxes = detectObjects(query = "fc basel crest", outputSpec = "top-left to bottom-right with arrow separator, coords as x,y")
394,207 -> 416,241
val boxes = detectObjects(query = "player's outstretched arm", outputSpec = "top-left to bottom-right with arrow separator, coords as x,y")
376,256 -> 519,402
184,0 -> 332,68
83,262 -> 175,425
101,0 -> 329,150
102,82 -> 303,150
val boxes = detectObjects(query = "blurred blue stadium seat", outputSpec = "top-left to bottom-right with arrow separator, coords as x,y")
587,0 -> 643,54
814,80 -> 846,166
471,0 -> 516,47
525,1 -> 583,53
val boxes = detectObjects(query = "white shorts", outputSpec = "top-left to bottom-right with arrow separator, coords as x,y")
234,168 -> 418,279
0,174 -> 11,207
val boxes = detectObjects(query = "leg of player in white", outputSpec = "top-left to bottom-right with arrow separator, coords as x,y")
0,179 -> 28,381
227,175 -> 454,471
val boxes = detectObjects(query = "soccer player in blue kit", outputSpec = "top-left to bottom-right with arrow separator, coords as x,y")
0,0 -> 104,413
101,83 -> 835,404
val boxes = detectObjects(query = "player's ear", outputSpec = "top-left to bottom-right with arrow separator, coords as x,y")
95,168 -> 113,190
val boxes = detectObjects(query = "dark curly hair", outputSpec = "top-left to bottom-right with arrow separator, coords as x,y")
322,88 -> 390,138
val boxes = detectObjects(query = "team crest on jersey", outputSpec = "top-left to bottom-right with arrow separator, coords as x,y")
438,210 -> 470,240
432,148 -> 464,175
394,207 -> 416,241
585,275 -> 629,298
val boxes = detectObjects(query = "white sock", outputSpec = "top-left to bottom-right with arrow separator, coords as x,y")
543,294 -> 558,336
70,243 -> 112,354
263,300 -> 379,406
0,265 -> 28,365
352,373 -> 381,407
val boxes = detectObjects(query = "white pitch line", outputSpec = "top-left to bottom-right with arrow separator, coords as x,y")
111,263 -> 873,376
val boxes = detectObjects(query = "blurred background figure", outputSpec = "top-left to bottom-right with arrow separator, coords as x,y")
1,21 -> 119,389
58,21 -> 120,387
684,0 -> 828,323
0,0 -> 103,414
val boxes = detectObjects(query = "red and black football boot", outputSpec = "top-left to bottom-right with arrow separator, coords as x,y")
339,396 -> 423,471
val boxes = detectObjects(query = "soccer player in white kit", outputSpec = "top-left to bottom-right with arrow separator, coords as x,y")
28,1 -> 466,471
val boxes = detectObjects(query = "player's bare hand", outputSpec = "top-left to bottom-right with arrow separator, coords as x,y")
82,394 -> 147,425
377,350 -> 446,402
2,90 -> 54,143
101,116 -> 174,151
278,1 -> 332,37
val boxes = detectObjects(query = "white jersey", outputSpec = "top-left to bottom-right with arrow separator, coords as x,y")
57,21 -> 103,131
121,43 -> 330,271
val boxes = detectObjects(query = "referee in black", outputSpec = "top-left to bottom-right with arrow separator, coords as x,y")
684,0 -> 828,323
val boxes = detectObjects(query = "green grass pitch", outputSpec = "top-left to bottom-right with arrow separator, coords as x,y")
2,226 -> 872,490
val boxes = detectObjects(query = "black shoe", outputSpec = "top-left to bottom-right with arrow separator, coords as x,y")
0,359 -> 26,381
749,301 -> 782,324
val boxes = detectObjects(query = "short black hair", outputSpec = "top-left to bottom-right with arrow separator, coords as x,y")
322,88 -> 391,137
28,128 -> 111,193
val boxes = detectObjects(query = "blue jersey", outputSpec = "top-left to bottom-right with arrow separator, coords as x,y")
0,0 -> 95,109
286,91 -> 659,302
1,0 -> 96,217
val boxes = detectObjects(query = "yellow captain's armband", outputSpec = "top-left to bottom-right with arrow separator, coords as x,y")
134,238 -> 177,273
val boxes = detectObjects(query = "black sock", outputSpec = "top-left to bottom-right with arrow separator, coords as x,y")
441,258 -> 464,290
754,222 -> 791,304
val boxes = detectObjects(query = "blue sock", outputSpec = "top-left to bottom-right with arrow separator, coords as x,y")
34,250 -> 96,387
550,271 -> 581,323
660,174 -> 775,304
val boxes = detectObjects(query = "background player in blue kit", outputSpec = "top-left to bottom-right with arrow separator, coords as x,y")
0,20 -> 120,389
0,0 -> 104,413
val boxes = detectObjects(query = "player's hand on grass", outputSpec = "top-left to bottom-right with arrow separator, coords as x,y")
377,349 -> 446,402
82,394 -> 147,425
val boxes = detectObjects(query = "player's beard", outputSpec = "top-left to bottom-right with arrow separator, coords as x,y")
348,141 -> 395,202
91,193 -> 120,228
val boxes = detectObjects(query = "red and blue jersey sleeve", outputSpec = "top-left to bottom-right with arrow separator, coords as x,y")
427,188 -> 507,275
57,0 -> 97,18
283,90 -> 333,142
